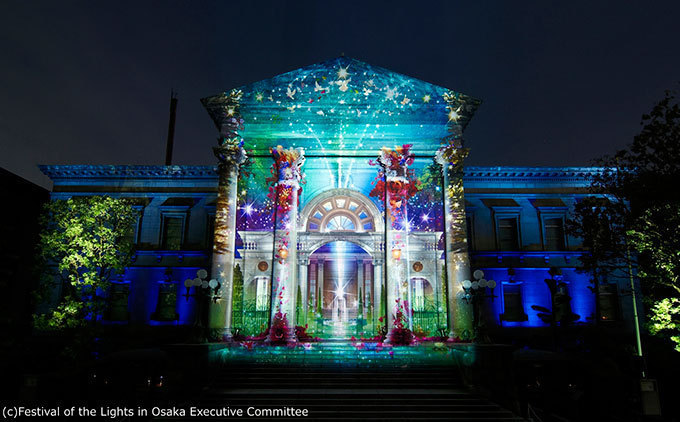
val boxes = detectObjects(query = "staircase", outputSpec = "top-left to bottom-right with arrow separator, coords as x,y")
164,342 -> 524,421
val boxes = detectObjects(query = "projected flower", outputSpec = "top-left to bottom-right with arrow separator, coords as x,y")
368,144 -> 422,223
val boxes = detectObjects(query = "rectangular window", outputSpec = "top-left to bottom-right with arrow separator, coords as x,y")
598,284 -> 619,321
498,217 -> 519,250
544,217 -> 566,250
162,216 -> 184,250
256,277 -> 269,311
124,216 -> 140,245
413,279 -> 425,311
501,283 -> 528,322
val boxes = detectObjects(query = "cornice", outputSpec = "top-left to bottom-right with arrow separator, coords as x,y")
39,164 -> 602,183
39,165 -> 218,180
463,166 -> 602,182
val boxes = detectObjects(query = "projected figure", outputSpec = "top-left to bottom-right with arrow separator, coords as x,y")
331,278 -> 351,337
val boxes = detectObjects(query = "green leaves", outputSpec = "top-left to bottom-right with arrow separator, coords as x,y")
34,196 -> 137,330
567,88 -> 680,349
649,298 -> 680,352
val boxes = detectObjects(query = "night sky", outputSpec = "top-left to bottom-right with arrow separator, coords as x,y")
2,1 -> 679,189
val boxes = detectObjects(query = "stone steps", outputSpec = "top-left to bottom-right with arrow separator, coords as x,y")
167,344 -> 525,421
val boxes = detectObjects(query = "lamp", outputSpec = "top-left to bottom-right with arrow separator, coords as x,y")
391,248 -> 402,260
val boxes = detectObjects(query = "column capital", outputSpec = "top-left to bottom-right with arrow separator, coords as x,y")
272,146 -> 305,186
372,258 -> 384,266
214,140 -> 247,168
434,144 -> 468,170
375,146 -> 412,179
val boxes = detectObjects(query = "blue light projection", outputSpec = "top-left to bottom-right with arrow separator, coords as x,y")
203,57 -> 480,157
480,267 -> 595,328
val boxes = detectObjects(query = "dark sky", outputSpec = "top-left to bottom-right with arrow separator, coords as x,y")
2,1 -> 679,189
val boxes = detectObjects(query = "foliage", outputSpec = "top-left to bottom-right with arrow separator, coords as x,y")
567,89 -> 680,345
648,298 -> 680,352
268,311 -> 290,344
388,299 -> 414,345
627,203 -> 680,297
34,196 -> 137,330
295,324 -> 318,342
232,264 -> 244,329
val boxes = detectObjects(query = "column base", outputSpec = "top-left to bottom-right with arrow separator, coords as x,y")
207,327 -> 233,343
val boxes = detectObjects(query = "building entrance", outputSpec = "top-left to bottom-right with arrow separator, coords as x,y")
308,241 -> 373,339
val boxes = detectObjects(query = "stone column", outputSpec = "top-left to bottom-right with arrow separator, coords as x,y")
208,91 -> 247,340
363,260 -> 371,314
309,260 -> 317,313
298,256 -> 309,325
268,146 -> 305,342
436,144 -> 473,340
356,258 -> 364,318
373,258 -> 384,332
317,259 -> 325,313
377,148 -> 412,342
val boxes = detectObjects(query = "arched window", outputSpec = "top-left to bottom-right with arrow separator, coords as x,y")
326,215 -> 356,231
304,193 -> 376,232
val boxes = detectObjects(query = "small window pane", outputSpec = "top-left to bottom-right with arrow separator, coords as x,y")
162,217 -> 183,250
599,284 -> 619,321
498,218 -> 519,250
544,217 -> 565,250
326,215 -> 355,231
502,283 -> 527,322
256,277 -> 269,311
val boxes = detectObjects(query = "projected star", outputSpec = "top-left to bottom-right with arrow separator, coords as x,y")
337,66 -> 350,79
448,107 -> 461,122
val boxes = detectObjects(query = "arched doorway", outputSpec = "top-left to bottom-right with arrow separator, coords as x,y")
307,241 -> 373,339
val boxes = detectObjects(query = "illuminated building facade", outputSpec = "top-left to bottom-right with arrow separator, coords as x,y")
39,58 -> 642,340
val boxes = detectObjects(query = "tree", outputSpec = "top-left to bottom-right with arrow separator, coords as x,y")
34,196 -> 137,330
567,89 -> 680,345
628,203 -> 680,351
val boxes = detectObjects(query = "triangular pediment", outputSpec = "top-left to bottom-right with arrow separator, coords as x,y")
203,57 -> 480,156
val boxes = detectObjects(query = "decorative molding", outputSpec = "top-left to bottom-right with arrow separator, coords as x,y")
39,165 -> 218,180
464,166 -> 603,182
40,164 -> 603,185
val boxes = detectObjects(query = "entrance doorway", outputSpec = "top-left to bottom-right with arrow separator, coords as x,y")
307,241 -> 373,339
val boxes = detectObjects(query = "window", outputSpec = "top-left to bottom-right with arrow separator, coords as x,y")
598,283 -> 619,321
482,199 -> 522,251
326,215 -> 356,231
124,212 -> 141,246
530,198 -> 569,251
413,278 -> 425,311
255,277 -> 270,311
544,217 -> 566,250
305,192 -> 377,232
498,217 -> 519,250
159,197 -> 193,250
161,215 -> 184,250
501,283 -> 528,322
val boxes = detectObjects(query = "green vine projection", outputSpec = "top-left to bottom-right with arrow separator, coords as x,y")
232,264 -> 243,329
